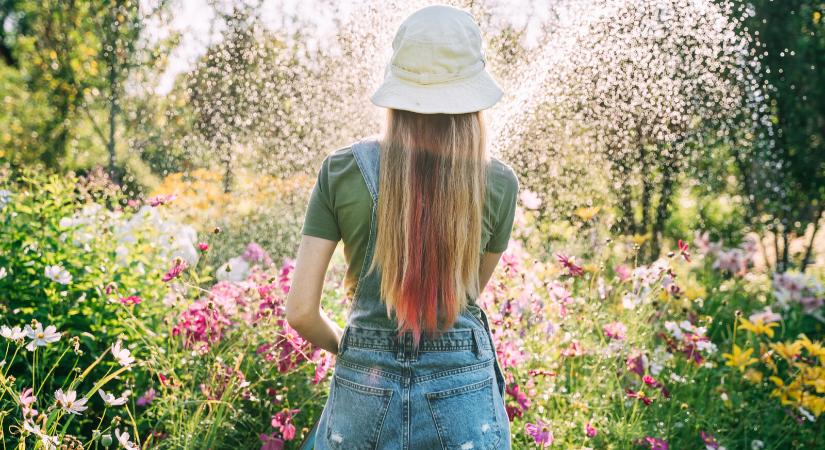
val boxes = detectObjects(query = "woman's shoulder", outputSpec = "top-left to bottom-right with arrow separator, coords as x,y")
318,144 -> 358,176
488,156 -> 520,192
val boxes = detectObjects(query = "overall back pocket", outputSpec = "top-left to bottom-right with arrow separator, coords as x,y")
325,373 -> 393,450
425,376 -> 503,450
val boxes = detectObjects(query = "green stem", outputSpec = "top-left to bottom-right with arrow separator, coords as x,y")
36,346 -> 71,397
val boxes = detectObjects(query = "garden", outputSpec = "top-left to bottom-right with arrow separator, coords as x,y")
1,0 -> 824,449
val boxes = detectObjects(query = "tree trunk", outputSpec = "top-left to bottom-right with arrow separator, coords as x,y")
757,233 -> 772,272
107,49 -> 118,184
773,228 -> 782,272
222,142 -> 233,194
651,163 -> 674,260
801,206 -> 823,272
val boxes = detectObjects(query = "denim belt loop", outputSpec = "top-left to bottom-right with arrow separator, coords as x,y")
395,332 -> 406,361
409,332 -> 419,361
471,328 -> 484,359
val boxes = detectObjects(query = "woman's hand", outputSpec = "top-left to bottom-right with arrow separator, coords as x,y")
285,234 -> 342,354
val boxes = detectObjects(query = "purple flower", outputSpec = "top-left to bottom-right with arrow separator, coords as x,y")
136,388 -> 156,407
243,242 -> 272,266
524,418 -> 553,447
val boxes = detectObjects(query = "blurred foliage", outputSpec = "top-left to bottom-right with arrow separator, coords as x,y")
725,0 -> 825,270
148,168 -> 314,269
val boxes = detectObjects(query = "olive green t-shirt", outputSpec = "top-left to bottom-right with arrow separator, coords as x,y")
300,144 -> 520,299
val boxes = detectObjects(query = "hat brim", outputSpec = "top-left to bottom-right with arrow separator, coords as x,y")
369,68 -> 503,114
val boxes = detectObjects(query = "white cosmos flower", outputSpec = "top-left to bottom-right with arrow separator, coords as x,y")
1,325 -> 26,341
24,323 -> 61,351
621,292 -> 642,309
111,340 -> 135,366
0,266 -> 7,279
54,388 -> 88,415
23,420 -> 59,449
44,264 -> 72,285
115,427 -> 139,450
98,389 -> 131,406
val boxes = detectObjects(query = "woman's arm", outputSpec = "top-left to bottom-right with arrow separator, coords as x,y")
479,251 -> 504,294
285,235 -> 342,355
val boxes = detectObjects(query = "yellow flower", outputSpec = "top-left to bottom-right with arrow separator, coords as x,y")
574,206 -> 601,222
682,283 -> 707,301
723,344 -> 758,372
769,375 -> 784,387
797,334 -> 825,359
582,263 -> 600,274
738,318 -> 779,339
628,233 -> 652,246
743,368 -> 764,384
770,341 -> 803,361
802,396 -> 825,418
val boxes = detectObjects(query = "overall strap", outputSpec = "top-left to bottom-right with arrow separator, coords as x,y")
351,138 -> 381,204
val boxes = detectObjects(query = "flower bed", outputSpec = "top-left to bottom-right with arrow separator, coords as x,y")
1,177 -> 823,449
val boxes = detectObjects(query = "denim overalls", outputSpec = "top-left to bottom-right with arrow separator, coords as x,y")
312,138 -> 511,450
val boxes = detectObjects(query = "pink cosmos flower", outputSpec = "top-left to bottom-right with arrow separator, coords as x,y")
54,389 -> 88,415
19,387 -> 37,418
636,436 -> 669,450
626,350 -> 647,377
527,368 -> 556,378
313,352 -> 335,384
561,340 -> 585,357
19,387 -> 35,406
259,433 -> 285,450
615,264 -> 632,282
148,193 -> 177,207
626,388 -> 652,406
556,253 -> 584,277
172,298 -> 233,350
505,404 -> 522,420
701,431 -> 720,449
197,242 -> 210,252
585,422 -> 598,438
677,239 -> 691,262
524,418 -> 553,447
243,242 -> 272,266
136,388 -> 156,407
119,295 -> 142,306
162,257 -> 188,282
603,321 -> 627,340
506,383 -> 531,412
642,375 -> 661,388
271,408 -> 300,441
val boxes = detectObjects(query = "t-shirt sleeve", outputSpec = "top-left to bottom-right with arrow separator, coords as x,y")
485,167 -> 519,253
301,155 -> 342,242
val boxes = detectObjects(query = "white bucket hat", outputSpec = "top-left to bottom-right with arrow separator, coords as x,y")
370,4 -> 504,114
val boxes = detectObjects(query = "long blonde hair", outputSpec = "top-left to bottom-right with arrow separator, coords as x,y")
365,108 -> 489,348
